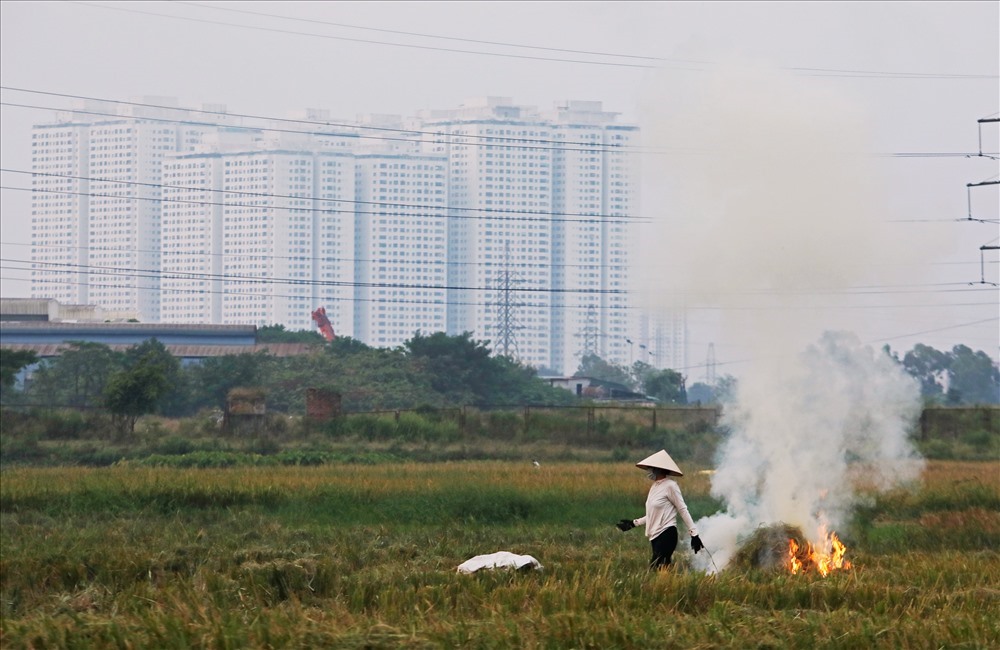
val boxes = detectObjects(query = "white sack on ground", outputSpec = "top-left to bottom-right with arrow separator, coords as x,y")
456,552 -> 543,574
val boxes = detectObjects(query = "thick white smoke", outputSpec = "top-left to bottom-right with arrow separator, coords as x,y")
691,330 -> 924,572
634,61 -> 931,571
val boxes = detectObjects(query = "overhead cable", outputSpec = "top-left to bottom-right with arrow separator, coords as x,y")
74,1 -> 999,79
1,169 -> 646,223
3,90 -> 990,159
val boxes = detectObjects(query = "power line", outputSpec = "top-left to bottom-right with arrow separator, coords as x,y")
869,317 -> 1000,344
1,185 -> 641,226
6,240 -> 995,270
172,1 -> 680,64
4,90 -> 994,160
4,270 -> 628,313
4,241 -> 629,272
9,269 -> 993,316
9,258 -> 627,295
74,1 -> 1000,79
12,259 -> 997,302
12,240 -> 997,278
8,273 -> 565,311
72,1 -> 660,71
12,169 -> 992,226
0,99 -> 641,157
1,168 -> 647,223
0,86 -> 643,152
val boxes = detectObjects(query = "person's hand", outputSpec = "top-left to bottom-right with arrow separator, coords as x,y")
616,519 -> 635,532
691,535 -> 704,554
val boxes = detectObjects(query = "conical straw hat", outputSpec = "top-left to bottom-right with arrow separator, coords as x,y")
635,449 -> 683,476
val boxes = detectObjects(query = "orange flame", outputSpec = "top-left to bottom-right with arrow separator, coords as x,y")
787,529 -> 852,577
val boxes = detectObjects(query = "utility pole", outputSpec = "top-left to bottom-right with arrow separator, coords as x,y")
577,304 -> 599,360
978,245 -> 999,286
977,117 -> 999,158
966,180 -> 999,221
493,242 -> 521,360
705,343 -> 717,386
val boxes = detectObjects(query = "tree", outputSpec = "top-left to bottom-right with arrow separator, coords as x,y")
898,343 -> 999,405
573,354 -> 633,388
686,382 -> 716,405
902,344 -> 950,402
257,324 -> 325,344
26,342 -> 124,408
187,350 -> 274,412
404,331 -> 501,403
103,339 -> 181,436
947,345 -> 1000,404
714,375 -> 739,403
641,368 -> 687,404
0,349 -> 37,390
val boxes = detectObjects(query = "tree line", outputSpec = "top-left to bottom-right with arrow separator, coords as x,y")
1,332 -> 997,437
1,332 -> 580,433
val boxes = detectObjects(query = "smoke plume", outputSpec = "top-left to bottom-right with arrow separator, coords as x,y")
693,331 -> 923,572
635,61 -> 928,571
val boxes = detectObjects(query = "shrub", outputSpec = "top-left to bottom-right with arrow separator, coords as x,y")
152,436 -> 197,456
38,410 -> 89,440
483,411 -> 520,441
0,434 -> 44,463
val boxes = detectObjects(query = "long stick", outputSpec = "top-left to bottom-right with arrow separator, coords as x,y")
702,546 -> 721,574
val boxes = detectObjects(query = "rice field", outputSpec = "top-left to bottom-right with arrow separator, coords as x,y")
1,460 -> 998,649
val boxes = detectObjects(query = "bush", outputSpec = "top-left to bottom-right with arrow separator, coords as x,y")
0,434 -> 44,463
482,411 -> 520,441
38,410 -> 89,440
246,437 -> 281,456
961,428 -> 996,450
152,436 -> 197,456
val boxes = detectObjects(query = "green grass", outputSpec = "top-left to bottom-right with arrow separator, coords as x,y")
1,461 -> 998,648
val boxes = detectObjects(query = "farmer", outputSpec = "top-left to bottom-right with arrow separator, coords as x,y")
616,449 -> 704,570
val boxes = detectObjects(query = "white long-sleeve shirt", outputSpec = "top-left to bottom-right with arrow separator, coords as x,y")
633,478 -> 698,540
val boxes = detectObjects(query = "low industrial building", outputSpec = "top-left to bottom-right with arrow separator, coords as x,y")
0,298 -> 316,363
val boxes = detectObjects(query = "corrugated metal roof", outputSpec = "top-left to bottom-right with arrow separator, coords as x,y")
0,342 -> 317,358
0,322 -> 257,334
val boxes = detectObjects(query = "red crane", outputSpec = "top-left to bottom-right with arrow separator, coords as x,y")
311,307 -> 336,341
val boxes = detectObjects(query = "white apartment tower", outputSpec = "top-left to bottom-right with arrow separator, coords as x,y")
354,153 -> 449,347
30,122 -> 90,304
547,101 -> 638,375
420,98 -> 556,369
162,131 -> 359,335
161,153 -> 225,323
420,97 -> 638,372
30,99 -> 223,320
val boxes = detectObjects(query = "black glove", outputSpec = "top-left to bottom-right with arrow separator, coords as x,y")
616,519 -> 635,532
691,535 -> 704,554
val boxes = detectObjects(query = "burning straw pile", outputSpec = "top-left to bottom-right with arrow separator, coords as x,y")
728,523 -> 852,576
729,523 -> 807,572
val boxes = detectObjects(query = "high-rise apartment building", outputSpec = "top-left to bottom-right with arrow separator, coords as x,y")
419,98 -> 556,369
30,99 -> 223,321
30,121 -> 90,305
354,152 -> 449,347
418,98 -> 638,371
161,137 -> 360,334
29,97 -> 660,374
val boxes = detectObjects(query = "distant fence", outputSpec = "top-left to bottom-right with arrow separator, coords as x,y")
917,406 -> 999,439
345,404 -> 722,437
346,404 -> 999,439
3,402 -> 996,440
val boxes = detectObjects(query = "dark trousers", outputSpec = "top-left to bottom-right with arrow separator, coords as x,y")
649,526 -> 679,570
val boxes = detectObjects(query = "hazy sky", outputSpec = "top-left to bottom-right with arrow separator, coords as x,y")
1,1 -> 997,373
